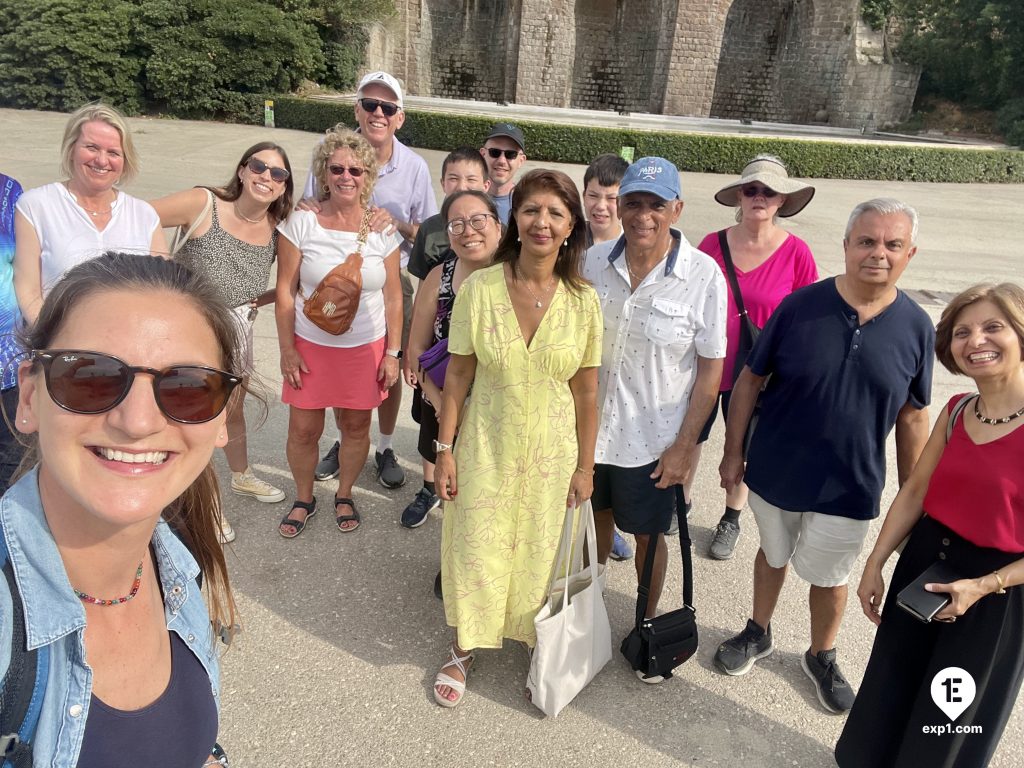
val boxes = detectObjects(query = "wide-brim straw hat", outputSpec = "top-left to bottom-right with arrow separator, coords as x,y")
714,157 -> 815,217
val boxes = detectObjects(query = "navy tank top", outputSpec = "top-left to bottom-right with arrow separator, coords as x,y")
77,631 -> 218,768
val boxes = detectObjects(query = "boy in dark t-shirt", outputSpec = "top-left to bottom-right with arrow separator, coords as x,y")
407,148 -> 490,280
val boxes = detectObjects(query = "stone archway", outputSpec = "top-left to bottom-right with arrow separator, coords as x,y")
710,0 -> 816,122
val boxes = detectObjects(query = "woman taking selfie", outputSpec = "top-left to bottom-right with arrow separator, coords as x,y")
0,253 -> 239,768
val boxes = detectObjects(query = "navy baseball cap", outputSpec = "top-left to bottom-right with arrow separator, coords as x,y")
484,123 -> 526,151
618,157 -> 682,201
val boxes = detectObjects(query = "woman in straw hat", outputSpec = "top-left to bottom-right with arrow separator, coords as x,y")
692,155 -> 819,560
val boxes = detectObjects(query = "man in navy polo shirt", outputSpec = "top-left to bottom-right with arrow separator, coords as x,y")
714,198 -> 934,714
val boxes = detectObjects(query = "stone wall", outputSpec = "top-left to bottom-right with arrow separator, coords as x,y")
567,0 -> 676,113
366,0 -> 921,130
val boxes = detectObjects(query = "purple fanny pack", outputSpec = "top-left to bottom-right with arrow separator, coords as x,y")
417,338 -> 450,389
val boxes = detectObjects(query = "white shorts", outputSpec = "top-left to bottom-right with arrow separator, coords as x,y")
749,491 -> 871,588
232,305 -> 256,375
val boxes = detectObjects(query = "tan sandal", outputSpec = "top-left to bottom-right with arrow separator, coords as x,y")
433,643 -> 474,708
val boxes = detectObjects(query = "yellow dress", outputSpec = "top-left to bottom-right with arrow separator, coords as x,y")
441,264 -> 602,650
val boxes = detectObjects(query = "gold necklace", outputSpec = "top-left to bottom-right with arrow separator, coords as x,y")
66,183 -> 113,217
234,202 -> 268,224
516,265 -> 556,308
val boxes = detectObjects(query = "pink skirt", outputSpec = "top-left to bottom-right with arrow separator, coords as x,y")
281,335 -> 388,410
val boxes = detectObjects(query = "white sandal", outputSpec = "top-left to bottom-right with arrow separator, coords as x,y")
433,644 -> 474,708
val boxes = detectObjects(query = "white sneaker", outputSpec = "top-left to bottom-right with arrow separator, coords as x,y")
231,470 -> 286,503
218,515 -> 236,544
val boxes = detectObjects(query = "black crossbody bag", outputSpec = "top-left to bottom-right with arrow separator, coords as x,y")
620,488 -> 698,680
718,229 -> 763,457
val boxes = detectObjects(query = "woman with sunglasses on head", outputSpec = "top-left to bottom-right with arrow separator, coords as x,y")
152,143 -> 296,542
13,103 -> 166,325
401,190 -> 502,531
836,283 -> 1024,767
1,253 -> 239,768
691,155 -> 818,561
432,170 -> 602,707
275,127 -> 403,538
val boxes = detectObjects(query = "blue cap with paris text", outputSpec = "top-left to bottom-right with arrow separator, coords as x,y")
618,157 -> 682,201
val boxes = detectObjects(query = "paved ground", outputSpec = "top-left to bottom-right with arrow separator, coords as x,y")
3,107 -> 1023,767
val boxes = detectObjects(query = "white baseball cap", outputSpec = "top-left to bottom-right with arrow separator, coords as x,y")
356,71 -> 404,108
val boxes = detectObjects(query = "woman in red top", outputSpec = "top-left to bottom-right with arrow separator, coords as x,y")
836,283 -> 1024,768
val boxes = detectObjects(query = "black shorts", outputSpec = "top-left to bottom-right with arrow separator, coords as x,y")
697,389 -> 733,444
411,387 -> 440,463
591,460 -> 681,535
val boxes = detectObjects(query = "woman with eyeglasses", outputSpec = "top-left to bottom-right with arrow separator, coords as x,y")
431,170 -> 601,707
401,191 -> 502,531
13,104 -> 166,325
1,253 -> 239,768
691,155 -> 818,561
151,143 -> 296,542
275,127 -> 403,538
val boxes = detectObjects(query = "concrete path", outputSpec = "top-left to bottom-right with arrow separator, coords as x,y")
2,107 -> 1022,767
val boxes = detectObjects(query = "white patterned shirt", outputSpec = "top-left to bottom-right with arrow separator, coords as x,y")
583,229 -> 727,467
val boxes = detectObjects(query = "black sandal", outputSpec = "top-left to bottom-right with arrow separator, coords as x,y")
334,497 -> 360,532
279,499 -> 317,539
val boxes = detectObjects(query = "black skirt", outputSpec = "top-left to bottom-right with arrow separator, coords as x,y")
836,515 -> 1024,768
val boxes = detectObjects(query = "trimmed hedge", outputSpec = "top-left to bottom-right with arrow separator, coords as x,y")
271,95 -> 1024,183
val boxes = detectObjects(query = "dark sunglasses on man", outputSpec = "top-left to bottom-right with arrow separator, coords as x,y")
358,98 -> 401,117
486,148 -> 521,161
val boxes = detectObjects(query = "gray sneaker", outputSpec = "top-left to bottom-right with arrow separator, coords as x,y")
709,519 -> 741,560
314,441 -> 340,481
375,448 -> 406,489
801,648 -> 856,714
714,619 -> 773,675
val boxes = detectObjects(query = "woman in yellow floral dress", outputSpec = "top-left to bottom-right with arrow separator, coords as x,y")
432,169 -> 603,707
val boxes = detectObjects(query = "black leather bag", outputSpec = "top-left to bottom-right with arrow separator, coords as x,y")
620,488 -> 698,680
718,230 -> 762,457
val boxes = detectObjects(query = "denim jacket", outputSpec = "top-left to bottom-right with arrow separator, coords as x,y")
0,467 -> 220,768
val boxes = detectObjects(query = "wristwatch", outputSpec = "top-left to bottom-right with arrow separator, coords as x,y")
385,349 -> 403,359
433,440 -> 453,453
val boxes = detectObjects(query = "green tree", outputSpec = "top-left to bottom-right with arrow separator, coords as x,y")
271,0 -> 395,89
136,0 -> 324,116
0,0 -> 144,112
893,0 -> 1024,108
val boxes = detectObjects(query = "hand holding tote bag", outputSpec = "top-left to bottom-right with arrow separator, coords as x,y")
527,500 -> 612,717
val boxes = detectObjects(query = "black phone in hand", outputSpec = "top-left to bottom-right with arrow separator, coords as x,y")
896,561 -> 962,623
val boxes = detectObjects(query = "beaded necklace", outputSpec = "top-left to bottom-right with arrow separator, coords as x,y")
73,560 -> 144,606
974,398 -> 1024,426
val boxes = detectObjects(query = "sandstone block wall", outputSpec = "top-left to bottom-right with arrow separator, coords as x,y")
366,0 -> 920,131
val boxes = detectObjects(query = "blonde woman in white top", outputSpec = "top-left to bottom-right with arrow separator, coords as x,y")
14,103 -> 165,323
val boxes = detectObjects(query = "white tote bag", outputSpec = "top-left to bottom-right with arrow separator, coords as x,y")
526,500 -> 612,717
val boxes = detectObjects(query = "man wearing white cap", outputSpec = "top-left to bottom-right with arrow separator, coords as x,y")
304,71 -> 438,489
583,157 -> 726,679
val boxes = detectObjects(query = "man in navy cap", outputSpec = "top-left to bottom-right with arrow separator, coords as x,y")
480,123 -> 526,224
583,158 -> 726,678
